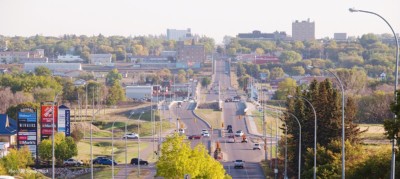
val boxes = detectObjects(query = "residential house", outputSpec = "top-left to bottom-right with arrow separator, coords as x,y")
90,54 -> 112,66
57,55 -> 85,63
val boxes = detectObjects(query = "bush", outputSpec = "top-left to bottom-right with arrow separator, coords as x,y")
71,130 -> 84,142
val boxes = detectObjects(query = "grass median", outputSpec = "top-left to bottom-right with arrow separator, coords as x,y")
194,109 -> 223,129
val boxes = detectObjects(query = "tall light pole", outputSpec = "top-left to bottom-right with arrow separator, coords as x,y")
125,111 -> 135,178
52,91 -> 62,179
288,95 -> 317,179
281,111 -> 302,179
111,119 -> 118,179
137,111 -> 145,177
90,87 -> 100,179
349,8 -> 399,179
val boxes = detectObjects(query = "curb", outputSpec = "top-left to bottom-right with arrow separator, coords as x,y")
192,103 -> 212,129
241,102 -> 263,138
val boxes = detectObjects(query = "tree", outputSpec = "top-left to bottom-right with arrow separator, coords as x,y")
201,77 -> 211,88
6,102 -> 40,120
38,133 -> 78,163
255,48 -> 264,55
186,69 -> 194,78
291,66 -> 305,76
156,134 -> 229,178
270,67 -> 284,80
274,78 -> 297,100
106,80 -> 125,105
106,69 -> 122,86
279,50 -> 302,64
358,90 -> 392,123
1,146 -> 33,175
34,66 -> 52,76
335,68 -> 367,93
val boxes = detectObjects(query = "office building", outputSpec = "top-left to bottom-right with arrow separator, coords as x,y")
292,19 -> 315,41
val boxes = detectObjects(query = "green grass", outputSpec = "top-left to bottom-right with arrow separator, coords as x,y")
195,109 -> 223,129
84,130 -> 113,138
358,124 -> 387,140
130,110 -> 161,121
92,120 -> 173,137
251,110 -> 283,136
77,141 -> 149,164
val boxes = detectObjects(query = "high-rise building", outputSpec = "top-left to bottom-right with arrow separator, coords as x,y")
292,19 -> 315,41
167,28 -> 192,41
237,30 -> 287,41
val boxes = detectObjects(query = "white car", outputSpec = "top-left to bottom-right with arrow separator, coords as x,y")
123,133 -> 139,139
202,131 -> 210,137
63,158 -> 83,166
253,143 -> 262,150
235,130 -> 244,137
178,128 -> 185,134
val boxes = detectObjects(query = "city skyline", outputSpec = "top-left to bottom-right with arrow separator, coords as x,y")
0,0 -> 399,43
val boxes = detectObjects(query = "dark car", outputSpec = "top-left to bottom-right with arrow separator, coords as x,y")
227,125 -> 232,130
98,158 -> 117,166
225,98 -> 232,102
131,158 -> 149,165
92,156 -> 109,164
188,135 -> 202,140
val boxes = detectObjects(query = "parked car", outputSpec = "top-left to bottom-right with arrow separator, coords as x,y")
188,135 -> 202,140
235,130 -> 244,137
253,143 -> 262,150
234,160 -> 245,169
131,158 -> 149,165
63,158 -> 83,166
123,133 -> 139,139
92,156 -> 109,164
98,158 -> 117,166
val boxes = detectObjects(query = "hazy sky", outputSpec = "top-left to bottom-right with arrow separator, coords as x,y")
0,0 -> 399,43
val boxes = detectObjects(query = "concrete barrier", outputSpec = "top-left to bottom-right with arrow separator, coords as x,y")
191,102 -> 212,128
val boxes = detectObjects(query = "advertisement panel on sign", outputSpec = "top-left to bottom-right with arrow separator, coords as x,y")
41,103 -> 58,141
17,111 -> 37,158
58,105 -> 71,136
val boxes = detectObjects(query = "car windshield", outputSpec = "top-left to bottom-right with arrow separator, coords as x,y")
236,160 -> 243,162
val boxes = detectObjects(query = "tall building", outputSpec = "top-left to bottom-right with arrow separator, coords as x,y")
237,30 -> 287,41
167,28 -> 192,41
176,41 -> 205,68
292,19 -> 315,41
334,33 -> 347,41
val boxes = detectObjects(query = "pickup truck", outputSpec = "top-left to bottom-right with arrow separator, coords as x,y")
234,160 -> 245,169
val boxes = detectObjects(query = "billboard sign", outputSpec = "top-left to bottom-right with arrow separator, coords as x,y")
17,109 -> 37,158
40,103 -> 58,141
58,105 -> 71,136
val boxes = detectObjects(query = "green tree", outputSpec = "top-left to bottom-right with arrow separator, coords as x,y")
201,77 -> 211,88
106,80 -> 125,105
270,67 -> 284,80
1,146 -> 33,175
186,69 -> 194,78
291,66 -> 305,76
279,50 -> 302,64
34,66 -> 52,76
106,69 -> 122,86
156,134 -> 229,179
38,133 -> 78,163
274,78 -> 297,100
6,102 -> 40,120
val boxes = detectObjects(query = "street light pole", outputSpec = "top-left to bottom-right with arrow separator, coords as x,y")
281,111 -> 302,179
52,91 -> 62,179
289,95 -> 317,179
125,111 -> 135,178
111,119 -> 117,179
137,112 -> 145,177
349,8 -> 399,179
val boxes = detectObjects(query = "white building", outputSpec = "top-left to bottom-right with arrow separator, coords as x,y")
167,28 -> 192,41
57,55 -> 85,63
90,54 -> 112,65
292,19 -> 315,41
125,86 -> 153,99
334,33 -> 347,41
0,142 -> 10,158
24,63 -> 82,72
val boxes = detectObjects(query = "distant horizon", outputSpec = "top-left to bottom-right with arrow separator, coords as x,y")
1,0 -> 399,43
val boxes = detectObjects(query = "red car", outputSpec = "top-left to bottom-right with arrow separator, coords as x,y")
188,135 -> 202,140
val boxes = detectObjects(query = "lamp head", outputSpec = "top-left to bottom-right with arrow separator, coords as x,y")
130,111 -> 135,115
349,8 -> 358,13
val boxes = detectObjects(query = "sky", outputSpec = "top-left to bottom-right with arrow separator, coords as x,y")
0,0 -> 399,44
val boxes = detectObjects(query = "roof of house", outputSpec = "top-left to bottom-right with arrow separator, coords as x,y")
0,114 -> 17,135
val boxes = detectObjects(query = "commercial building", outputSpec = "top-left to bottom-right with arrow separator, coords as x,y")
0,49 -> 45,64
125,86 -> 153,100
334,33 -> 347,41
292,19 -> 315,41
57,54 -> 85,63
0,114 -> 17,146
167,28 -> 193,41
24,63 -> 82,73
176,41 -> 205,68
237,30 -> 287,41
90,54 -> 112,65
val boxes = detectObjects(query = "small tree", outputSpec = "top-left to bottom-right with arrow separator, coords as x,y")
201,77 -> 211,88
38,133 -> 78,164
1,146 -> 33,175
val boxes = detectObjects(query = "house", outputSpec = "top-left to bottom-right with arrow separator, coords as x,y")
0,114 -> 17,146
0,142 -> 10,158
